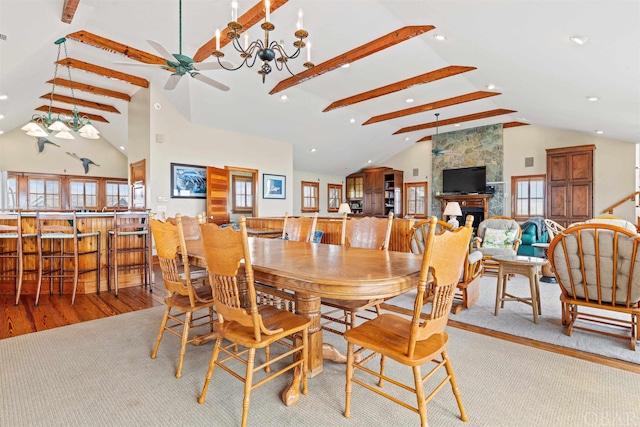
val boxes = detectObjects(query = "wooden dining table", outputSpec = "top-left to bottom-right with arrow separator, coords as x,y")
185,237 -> 423,403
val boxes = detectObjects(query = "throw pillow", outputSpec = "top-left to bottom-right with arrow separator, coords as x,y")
483,228 -> 517,249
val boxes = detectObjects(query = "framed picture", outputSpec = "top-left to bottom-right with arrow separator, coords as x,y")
263,173 -> 286,199
170,163 -> 207,199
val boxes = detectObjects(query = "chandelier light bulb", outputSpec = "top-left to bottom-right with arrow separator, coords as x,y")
297,9 -> 303,30
265,0 -> 270,22
231,0 -> 238,21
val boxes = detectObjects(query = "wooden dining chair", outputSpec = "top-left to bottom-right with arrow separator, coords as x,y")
167,213 -> 208,284
149,214 -> 216,378
198,217 -> 311,427
321,212 -> 394,336
344,216 -> 472,427
282,212 -> 318,242
408,216 -> 482,313
0,212 -> 25,306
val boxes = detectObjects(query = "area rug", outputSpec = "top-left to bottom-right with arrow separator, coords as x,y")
385,274 -> 640,365
2,306 -> 639,426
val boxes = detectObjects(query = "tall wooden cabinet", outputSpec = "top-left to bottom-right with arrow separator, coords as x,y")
347,167 -> 403,216
546,144 -> 595,227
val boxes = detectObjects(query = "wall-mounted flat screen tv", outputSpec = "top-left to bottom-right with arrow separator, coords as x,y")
442,166 -> 486,194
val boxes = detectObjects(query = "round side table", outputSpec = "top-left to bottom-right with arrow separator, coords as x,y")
492,255 -> 547,324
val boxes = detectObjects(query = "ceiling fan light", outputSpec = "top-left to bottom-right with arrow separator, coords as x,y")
79,131 -> 100,140
55,130 -> 74,140
48,119 -> 70,132
26,127 -> 49,137
79,122 -> 99,134
570,35 -> 589,45
22,121 -> 43,132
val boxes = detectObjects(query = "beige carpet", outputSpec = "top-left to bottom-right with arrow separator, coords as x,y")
1,306 -> 639,426
386,274 -> 640,365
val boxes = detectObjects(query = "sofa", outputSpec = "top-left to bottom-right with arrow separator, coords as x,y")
517,217 -> 548,257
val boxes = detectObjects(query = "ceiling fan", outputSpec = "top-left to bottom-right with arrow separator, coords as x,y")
431,113 -> 459,156
115,0 -> 230,91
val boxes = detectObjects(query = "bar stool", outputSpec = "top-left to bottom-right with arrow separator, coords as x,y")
107,212 -> 152,297
35,212 -> 101,306
0,212 -> 25,306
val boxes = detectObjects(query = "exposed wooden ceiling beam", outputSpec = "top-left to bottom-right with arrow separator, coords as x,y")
61,0 -> 80,24
56,58 -> 149,88
40,94 -> 120,114
35,106 -> 109,123
363,91 -> 500,125
193,0 -> 290,63
270,26 -> 435,95
503,121 -> 529,128
393,108 -> 517,134
66,31 -> 166,65
47,79 -> 131,102
416,135 -> 432,143
323,66 -> 476,112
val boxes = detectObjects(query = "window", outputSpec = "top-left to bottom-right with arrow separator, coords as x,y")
106,181 -> 130,208
405,182 -> 427,218
6,176 -> 17,210
301,181 -> 319,213
511,174 -> 545,220
69,180 -> 98,209
28,178 -> 60,209
232,175 -> 253,213
327,183 -> 342,213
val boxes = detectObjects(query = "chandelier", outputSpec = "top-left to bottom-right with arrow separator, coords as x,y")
211,0 -> 314,83
21,37 -> 100,140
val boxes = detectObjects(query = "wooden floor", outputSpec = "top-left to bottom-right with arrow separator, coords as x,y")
2,272 -> 639,375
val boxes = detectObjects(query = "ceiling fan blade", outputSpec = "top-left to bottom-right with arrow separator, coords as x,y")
192,61 -> 233,71
190,73 -> 230,92
164,74 -> 182,90
147,40 -> 178,63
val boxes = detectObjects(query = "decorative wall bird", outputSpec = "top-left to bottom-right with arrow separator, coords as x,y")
36,137 -> 60,152
66,152 -> 100,174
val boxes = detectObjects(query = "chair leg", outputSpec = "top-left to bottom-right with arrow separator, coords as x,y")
151,306 -> 171,359
301,328 -> 309,395
241,348 -> 256,427
14,241 -> 24,306
70,243 -> 79,306
413,365 -> 428,427
35,240 -> 44,307
176,311 -> 192,378
344,341 -> 354,418
443,349 -> 468,422
378,354 -> 386,387
198,335 -> 223,404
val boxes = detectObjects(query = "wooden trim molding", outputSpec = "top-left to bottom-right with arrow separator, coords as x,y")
35,106 -> 109,123
193,0 -> 290,62
323,66 -> 476,112
46,79 -> 131,102
40,93 -> 120,114
269,26 -> 435,95
363,91 -> 500,125
393,108 -> 517,134
56,58 -> 149,88
61,0 -> 80,24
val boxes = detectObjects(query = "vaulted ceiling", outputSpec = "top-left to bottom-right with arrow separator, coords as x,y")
1,0 -> 638,176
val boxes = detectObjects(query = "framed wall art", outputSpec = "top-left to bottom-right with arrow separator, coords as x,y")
263,173 -> 286,199
170,163 -> 207,199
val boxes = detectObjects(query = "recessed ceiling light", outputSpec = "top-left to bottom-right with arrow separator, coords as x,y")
119,146 -> 125,150
454,124 -> 460,127
367,160 -> 372,163
595,130 -> 604,134
405,98 -> 414,103
350,118 -> 355,124
0,114 -> 4,120
516,117 -> 529,121
433,34 -> 446,41
310,148 -> 316,152
0,95 -> 7,100
341,63 -> 350,68
570,35 -> 590,45
280,94 -> 288,101
486,84 -> 496,90
587,96 -> 599,101
404,137 -> 410,141
0,130 -> 4,135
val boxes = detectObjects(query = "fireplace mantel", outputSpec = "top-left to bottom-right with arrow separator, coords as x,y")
435,194 -> 492,228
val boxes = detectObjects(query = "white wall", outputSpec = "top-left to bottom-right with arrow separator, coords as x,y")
382,124 -> 637,222
0,127 -> 127,178
145,86 -> 294,219
292,171 -> 348,217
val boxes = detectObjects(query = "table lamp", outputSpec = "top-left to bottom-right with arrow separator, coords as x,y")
443,202 -> 462,228
338,202 -> 352,216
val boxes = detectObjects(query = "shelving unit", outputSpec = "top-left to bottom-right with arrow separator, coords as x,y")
346,168 -> 403,216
